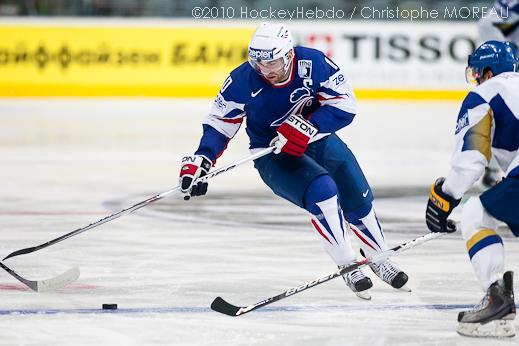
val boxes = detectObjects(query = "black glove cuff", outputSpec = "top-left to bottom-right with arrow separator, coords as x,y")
430,178 -> 460,213
199,155 -> 213,175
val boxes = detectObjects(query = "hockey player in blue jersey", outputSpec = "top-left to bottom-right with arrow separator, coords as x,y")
179,22 -> 409,300
425,41 -> 518,337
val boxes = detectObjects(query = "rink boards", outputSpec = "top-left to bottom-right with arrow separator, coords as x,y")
0,19 -> 475,100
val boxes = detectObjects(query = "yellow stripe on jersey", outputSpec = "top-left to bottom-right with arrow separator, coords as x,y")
463,108 -> 493,162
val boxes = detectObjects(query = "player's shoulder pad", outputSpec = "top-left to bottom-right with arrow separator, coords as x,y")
454,76 -> 512,134
472,72 -> 514,101
294,46 -> 325,60
295,46 -> 342,83
218,61 -> 253,101
456,91 -> 487,134
295,46 -> 335,68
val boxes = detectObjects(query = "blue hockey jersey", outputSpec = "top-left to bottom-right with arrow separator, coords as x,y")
195,46 -> 358,162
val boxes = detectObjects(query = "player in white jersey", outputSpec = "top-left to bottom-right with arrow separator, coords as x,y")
178,23 -> 410,300
478,0 -> 519,186
425,40 -> 519,337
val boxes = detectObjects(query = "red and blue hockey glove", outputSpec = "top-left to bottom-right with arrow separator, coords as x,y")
271,115 -> 317,157
426,177 -> 461,233
179,155 -> 212,200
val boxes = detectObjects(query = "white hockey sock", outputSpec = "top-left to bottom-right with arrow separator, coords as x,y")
465,229 -> 505,291
470,244 -> 505,291
461,198 -> 504,291
349,206 -> 388,257
310,195 -> 357,266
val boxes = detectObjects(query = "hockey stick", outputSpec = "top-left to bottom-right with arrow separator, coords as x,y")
211,232 -> 445,316
0,262 -> 80,292
3,147 -> 275,261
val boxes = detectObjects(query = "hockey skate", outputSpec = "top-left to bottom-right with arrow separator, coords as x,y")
360,249 -> 410,292
457,271 -> 516,338
341,268 -> 373,300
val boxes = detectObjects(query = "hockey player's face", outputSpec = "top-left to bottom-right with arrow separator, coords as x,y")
465,66 -> 481,85
256,58 -> 286,83
465,66 -> 493,85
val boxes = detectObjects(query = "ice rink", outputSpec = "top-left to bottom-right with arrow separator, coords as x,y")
0,98 -> 518,345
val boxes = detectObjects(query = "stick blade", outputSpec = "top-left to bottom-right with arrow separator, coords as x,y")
36,266 -> 80,292
210,296 -> 242,316
3,246 -> 38,261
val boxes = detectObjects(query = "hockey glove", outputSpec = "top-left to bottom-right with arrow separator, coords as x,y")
426,177 -> 461,233
271,115 -> 317,157
179,155 -> 212,200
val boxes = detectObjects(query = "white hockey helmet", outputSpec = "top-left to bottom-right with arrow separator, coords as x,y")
248,22 -> 294,78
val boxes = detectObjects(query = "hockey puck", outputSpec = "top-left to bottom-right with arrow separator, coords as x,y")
102,303 -> 118,310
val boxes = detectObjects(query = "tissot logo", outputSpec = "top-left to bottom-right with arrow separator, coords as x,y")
338,34 -> 476,62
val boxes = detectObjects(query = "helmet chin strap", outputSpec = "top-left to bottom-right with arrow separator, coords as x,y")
282,49 -> 294,73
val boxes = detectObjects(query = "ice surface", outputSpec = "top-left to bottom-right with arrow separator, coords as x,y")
0,99 -> 517,345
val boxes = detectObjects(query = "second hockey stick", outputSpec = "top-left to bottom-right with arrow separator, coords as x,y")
3,147 -> 275,261
0,262 -> 79,292
211,232 -> 445,316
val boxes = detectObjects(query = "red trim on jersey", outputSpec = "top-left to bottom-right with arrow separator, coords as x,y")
311,219 -> 333,245
221,118 -> 244,124
212,121 -> 243,165
317,94 -> 345,102
213,139 -> 230,164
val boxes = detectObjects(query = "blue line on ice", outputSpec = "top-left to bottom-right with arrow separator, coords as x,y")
3,304 -> 518,315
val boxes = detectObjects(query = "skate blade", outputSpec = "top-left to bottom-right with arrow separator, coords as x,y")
457,319 -> 516,338
354,290 -> 371,300
503,313 -> 516,320
396,284 -> 412,293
